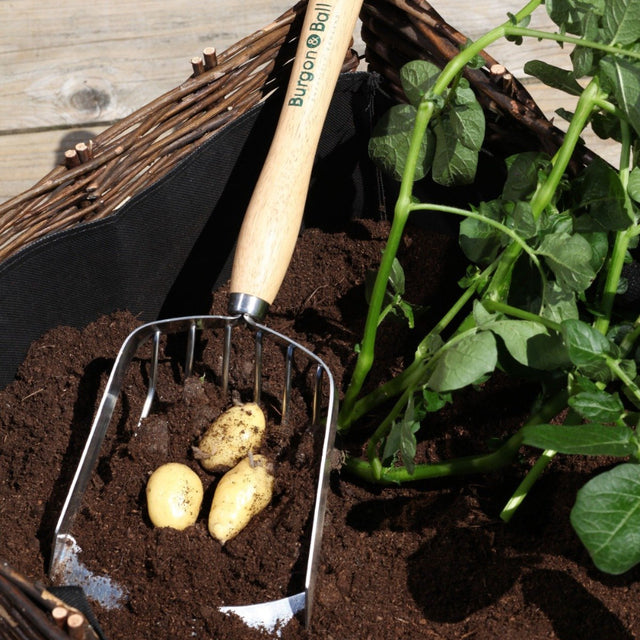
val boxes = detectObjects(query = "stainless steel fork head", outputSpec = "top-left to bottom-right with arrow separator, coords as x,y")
50,314 -> 337,632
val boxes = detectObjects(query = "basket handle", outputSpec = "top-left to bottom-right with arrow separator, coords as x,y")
228,0 -> 362,319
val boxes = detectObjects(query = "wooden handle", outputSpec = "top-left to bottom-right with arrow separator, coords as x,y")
229,0 -> 362,312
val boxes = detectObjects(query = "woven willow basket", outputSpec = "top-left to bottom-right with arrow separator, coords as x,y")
0,2 -> 600,638
0,0 -> 591,266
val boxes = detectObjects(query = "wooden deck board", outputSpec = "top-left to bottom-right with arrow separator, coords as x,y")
0,1 -> 619,203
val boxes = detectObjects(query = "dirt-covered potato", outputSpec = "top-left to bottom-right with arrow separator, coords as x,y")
196,402 -> 266,472
146,462 -> 203,530
208,454 -> 274,544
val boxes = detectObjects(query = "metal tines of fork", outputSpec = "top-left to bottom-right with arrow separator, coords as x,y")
50,314 -> 337,634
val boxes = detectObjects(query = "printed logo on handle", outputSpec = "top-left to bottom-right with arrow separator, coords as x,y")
288,2 -> 332,107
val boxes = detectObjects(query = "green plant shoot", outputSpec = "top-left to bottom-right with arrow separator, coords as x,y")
337,0 -> 640,575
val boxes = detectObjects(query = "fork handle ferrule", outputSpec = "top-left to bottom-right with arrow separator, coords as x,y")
228,292 -> 269,320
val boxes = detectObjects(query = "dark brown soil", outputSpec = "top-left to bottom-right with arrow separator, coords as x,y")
2,219 -> 640,639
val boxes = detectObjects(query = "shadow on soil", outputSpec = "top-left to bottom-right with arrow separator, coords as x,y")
407,524 -> 520,622
405,525 -> 632,638
521,569 -> 633,640
345,474 -> 634,638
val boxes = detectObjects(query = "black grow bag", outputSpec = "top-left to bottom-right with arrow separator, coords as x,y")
0,70 -> 509,390
0,73 -> 378,388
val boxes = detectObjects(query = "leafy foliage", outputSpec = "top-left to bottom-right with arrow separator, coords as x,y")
571,464 -> 640,574
340,0 -> 640,576
369,61 -> 485,186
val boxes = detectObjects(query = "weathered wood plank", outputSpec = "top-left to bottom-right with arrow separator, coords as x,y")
0,0 -> 297,130
0,0 -> 297,202
0,127 -> 104,204
0,1 -> 620,204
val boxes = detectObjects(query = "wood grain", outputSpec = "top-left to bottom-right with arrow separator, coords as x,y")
0,0 -> 619,203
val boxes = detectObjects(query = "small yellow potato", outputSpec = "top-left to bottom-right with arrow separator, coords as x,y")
196,402 -> 266,472
146,462 -> 203,530
208,454 -> 274,544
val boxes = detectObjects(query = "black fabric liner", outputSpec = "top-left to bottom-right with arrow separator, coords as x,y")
0,72 -> 386,389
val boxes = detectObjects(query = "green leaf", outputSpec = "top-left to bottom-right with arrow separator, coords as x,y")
431,86 -> 485,186
522,423 -> 636,456
582,232 -> 609,274
472,300 -> 493,326
562,319 -> 613,366
502,152 -> 549,201
368,104 -> 435,181
474,309 -> 561,369
538,207 -> 574,236
600,56 -> 640,137
569,389 -> 625,422
554,107 -> 574,124
389,257 -> 406,295
540,281 -> 579,323
570,374 -> 601,394
571,463 -> 640,574
537,232 -> 596,292
400,60 -> 442,108
546,0 -> 604,34
504,201 -> 537,239
619,358 -> 638,382
628,167 -> 640,203
427,331 -> 497,392
415,333 -> 444,360
571,11 -> 600,77
421,387 -> 452,413
591,111 -> 623,142
603,0 -> 640,46
383,396 -> 421,473
366,258 -> 418,329
397,300 -> 416,329
432,129 -> 480,186
459,201 -> 503,265
573,158 -> 630,231
448,84 -> 485,151
523,331 -> 570,371
524,60 -> 583,96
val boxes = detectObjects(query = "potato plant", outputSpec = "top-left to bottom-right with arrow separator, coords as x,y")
338,0 -> 640,575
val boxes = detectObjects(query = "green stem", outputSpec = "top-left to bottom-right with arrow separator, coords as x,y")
507,26 -> 640,62
347,325 -> 483,438
619,316 -> 640,357
594,121 -> 635,337
365,386 -> 415,478
339,100 -> 434,428
595,230 -> 634,336
414,260 -> 498,355
428,0 -> 543,96
364,326 -> 487,470
481,299 -> 562,333
346,430 -> 526,483
531,79 -> 605,220
500,449 -> 557,522
342,260 -> 498,430
483,78 -> 605,303
345,359 -> 425,432
410,202 -> 542,269
346,388 -> 569,484
607,357 -> 640,408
